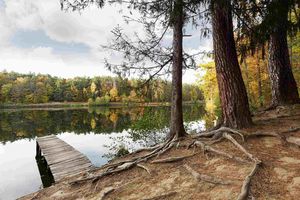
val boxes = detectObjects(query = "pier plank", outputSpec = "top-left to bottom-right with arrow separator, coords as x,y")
36,136 -> 93,182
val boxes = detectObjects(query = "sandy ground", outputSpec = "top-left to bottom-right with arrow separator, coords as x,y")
20,105 -> 300,200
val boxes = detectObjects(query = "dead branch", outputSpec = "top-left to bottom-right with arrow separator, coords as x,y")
237,161 -> 261,200
151,154 -> 195,164
184,164 -> 230,185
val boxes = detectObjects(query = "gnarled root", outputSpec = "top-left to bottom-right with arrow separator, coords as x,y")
69,139 -> 179,185
222,133 -> 259,162
237,161 -> 261,200
193,127 -> 245,142
192,126 -> 263,199
191,141 -> 250,164
98,186 -> 115,200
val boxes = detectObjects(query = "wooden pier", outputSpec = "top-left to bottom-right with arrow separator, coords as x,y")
36,135 -> 93,182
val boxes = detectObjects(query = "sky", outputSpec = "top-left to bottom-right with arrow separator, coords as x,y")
0,0 -> 213,83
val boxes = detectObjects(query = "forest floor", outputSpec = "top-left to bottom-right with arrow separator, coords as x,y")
20,104 -> 300,200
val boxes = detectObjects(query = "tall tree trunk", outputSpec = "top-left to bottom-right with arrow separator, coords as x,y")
268,0 -> 299,106
169,0 -> 186,139
211,0 -> 252,128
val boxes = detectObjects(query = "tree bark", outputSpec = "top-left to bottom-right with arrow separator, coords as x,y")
268,0 -> 299,106
211,0 -> 253,128
169,0 -> 186,139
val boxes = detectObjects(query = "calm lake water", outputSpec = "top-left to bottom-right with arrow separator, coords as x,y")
0,105 -> 215,200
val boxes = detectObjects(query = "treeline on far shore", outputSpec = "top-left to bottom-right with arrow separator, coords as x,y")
0,71 -> 203,105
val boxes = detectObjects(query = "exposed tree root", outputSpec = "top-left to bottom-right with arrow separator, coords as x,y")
68,125 -> 298,199
98,186 -> 115,200
237,161 -> 261,200
184,164 -> 230,185
70,162 -> 136,185
223,133 -> 259,162
137,164 -> 151,175
69,139 -> 179,185
286,136 -> 300,146
246,127 -> 300,147
191,126 -> 264,199
193,127 -> 245,142
191,141 -> 250,164
151,154 -> 196,164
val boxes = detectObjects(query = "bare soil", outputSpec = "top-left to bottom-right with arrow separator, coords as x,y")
20,105 -> 300,200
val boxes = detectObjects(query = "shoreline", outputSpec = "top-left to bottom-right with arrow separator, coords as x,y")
19,104 -> 300,200
0,101 -> 202,110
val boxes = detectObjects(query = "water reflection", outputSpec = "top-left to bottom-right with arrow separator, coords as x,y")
0,104 -> 213,199
0,105 -> 205,143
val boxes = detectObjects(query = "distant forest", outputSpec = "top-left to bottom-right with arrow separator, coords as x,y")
0,71 -> 203,104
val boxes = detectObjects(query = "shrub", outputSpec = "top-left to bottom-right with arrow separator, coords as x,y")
88,98 -> 94,105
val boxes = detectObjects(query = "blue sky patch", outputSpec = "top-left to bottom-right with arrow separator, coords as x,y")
10,30 -> 90,54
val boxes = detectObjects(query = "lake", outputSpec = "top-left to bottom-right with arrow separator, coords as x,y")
0,104 -> 215,200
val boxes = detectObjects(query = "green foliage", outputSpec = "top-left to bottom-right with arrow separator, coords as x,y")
109,87 -> 118,102
0,71 -> 203,105
88,98 -> 94,105
197,62 -> 220,114
198,33 -> 300,111
88,95 -> 111,106
115,145 -> 130,158
94,97 -> 102,105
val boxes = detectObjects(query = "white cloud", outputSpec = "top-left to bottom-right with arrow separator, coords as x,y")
0,0 -> 213,83
0,46 -> 113,78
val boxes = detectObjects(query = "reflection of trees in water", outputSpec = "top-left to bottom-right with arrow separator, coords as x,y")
103,104 -> 208,159
0,105 -> 207,144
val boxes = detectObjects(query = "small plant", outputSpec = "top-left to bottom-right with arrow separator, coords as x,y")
115,145 -> 129,158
